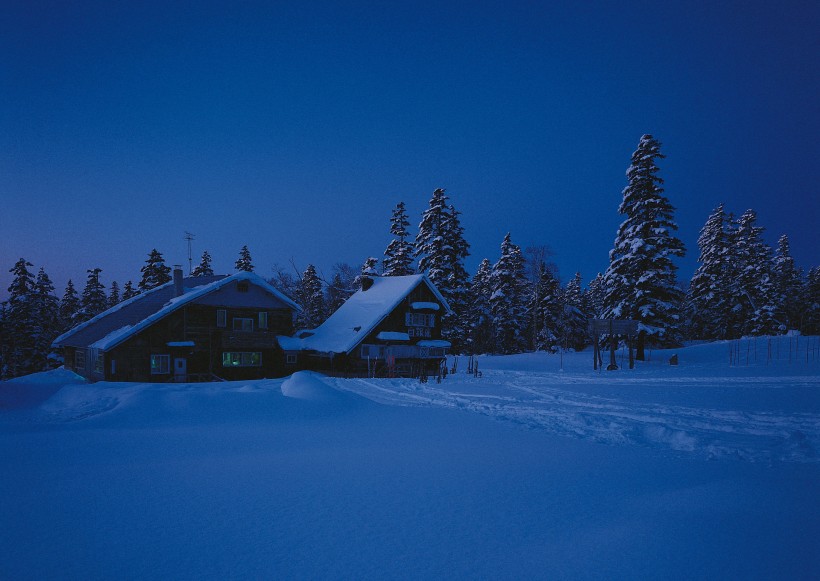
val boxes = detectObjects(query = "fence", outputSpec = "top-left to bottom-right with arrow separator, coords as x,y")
728,334 -> 820,367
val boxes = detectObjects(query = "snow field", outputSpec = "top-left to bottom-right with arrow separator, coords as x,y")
1,341 -> 818,579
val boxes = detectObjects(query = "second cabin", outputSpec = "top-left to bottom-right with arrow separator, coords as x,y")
279,274 -> 451,377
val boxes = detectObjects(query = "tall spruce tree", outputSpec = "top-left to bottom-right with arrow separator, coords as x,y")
489,233 -> 529,354
687,204 -> 733,339
78,268 -> 108,323
32,268 -> 61,372
122,280 -> 138,300
415,189 -> 470,351
729,210 -> 778,336
139,249 -> 172,291
192,251 -> 214,276
562,272 -> 589,351
532,265 -> 562,352
585,273 -> 607,319
803,266 -> 820,335
235,246 -> 254,272
465,258 -> 494,354
59,280 -> 81,331
295,264 -> 326,330
2,259 -> 37,378
772,234 -> 803,332
383,202 -> 415,276
108,281 -> 121,308
603,134 -> 685,358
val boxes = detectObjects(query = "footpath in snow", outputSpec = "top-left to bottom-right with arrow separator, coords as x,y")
326,341 -> 820,463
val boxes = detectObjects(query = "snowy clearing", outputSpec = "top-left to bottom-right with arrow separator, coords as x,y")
1,341 -> 818,579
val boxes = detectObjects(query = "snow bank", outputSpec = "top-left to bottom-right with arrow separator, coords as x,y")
281,371 -> 349,403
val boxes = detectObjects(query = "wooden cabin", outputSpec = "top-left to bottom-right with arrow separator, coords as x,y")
278,274 -> 451,377
52,269 -> 300,382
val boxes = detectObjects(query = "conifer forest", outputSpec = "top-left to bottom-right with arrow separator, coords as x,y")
2,135 -> 818,379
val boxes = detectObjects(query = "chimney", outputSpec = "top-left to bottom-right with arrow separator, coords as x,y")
173,265 -> 184,297
361,275 -> 374,291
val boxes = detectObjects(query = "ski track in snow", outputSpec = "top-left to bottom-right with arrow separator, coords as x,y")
327,371 -> 820,463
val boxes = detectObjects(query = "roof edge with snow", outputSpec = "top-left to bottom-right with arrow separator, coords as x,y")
53,272 -> 301,351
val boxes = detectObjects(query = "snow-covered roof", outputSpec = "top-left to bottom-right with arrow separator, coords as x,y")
285,275 -> 450,355
53,272 -> 300,351
376,331 -> 410,341
416,340 -> 451,349
410,302 -> 440,311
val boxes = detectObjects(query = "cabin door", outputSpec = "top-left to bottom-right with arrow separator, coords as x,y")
174,358 -> 187,382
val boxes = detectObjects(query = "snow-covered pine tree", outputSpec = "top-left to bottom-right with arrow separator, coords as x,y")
295,264 -> 326,330
415,190 -> 471,351
687,204 -> 733,340
383,202 -> 415,276
361,256 -> 379,277
192,251 -> 214,276
803,266 -> 820,335
235,246 -> 254,272
415,189 -> 449,280
465,258 -> 494,354
532,265 -> 562,352
139,249 -> 172,291
1,259 -> 37,378
524,247 -> 555,350
32,267 -> 61,371
585,273 -> 606,319
562,272 -> 589,351
59,280 -> 81,331
77,268 -> 108,324
603,135 -> 686,358
108,281 -> 121,308
489,233 -> 529,354
729,210 -> 778,336
122,280 -> 138,300
771,234 -> 803,332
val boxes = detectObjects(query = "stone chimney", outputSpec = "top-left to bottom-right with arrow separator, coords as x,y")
173,265 -> 184,297
361,275 -> 374,291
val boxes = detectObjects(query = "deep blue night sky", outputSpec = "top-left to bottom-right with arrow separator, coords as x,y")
2,0 -> 818,297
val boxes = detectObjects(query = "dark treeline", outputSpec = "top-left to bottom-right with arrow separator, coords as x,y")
2,135 -> 818,379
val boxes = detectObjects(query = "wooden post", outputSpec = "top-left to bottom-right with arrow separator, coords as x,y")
628,334 -> 634,369
593,335 -> 599,370
607,319 -> 618,370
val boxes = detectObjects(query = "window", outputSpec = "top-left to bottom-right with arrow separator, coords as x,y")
405,313 -> 435,327
216,309 -> 227,327
111,359 -> 116,375
222,352 -> 262,367
408,327 -> 432,338
237,281 -> 249,292
259,312 -> 268,329
93,352 -> 104,374
151,354 -> 170,374
74,350 -> 86,370
233,318 -> 254,332
286,354 -> 297,365
360,345 -> 384,359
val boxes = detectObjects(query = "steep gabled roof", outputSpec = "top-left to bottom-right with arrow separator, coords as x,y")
279,275 -> 450,355
53,272 -> 300,351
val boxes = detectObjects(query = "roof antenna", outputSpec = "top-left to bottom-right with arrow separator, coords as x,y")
184,231 -> 195,274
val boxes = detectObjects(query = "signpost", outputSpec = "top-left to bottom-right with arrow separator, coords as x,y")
588,319 -> 639,371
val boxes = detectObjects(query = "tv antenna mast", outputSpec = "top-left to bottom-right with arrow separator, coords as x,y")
184,231 -> 195,274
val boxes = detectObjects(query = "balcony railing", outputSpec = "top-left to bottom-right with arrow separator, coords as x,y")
221,331 -> 280,349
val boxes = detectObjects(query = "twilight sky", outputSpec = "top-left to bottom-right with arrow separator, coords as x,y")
2,0 -> 818,298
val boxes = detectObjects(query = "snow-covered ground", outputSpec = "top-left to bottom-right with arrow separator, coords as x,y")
1,341 -> 818,579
